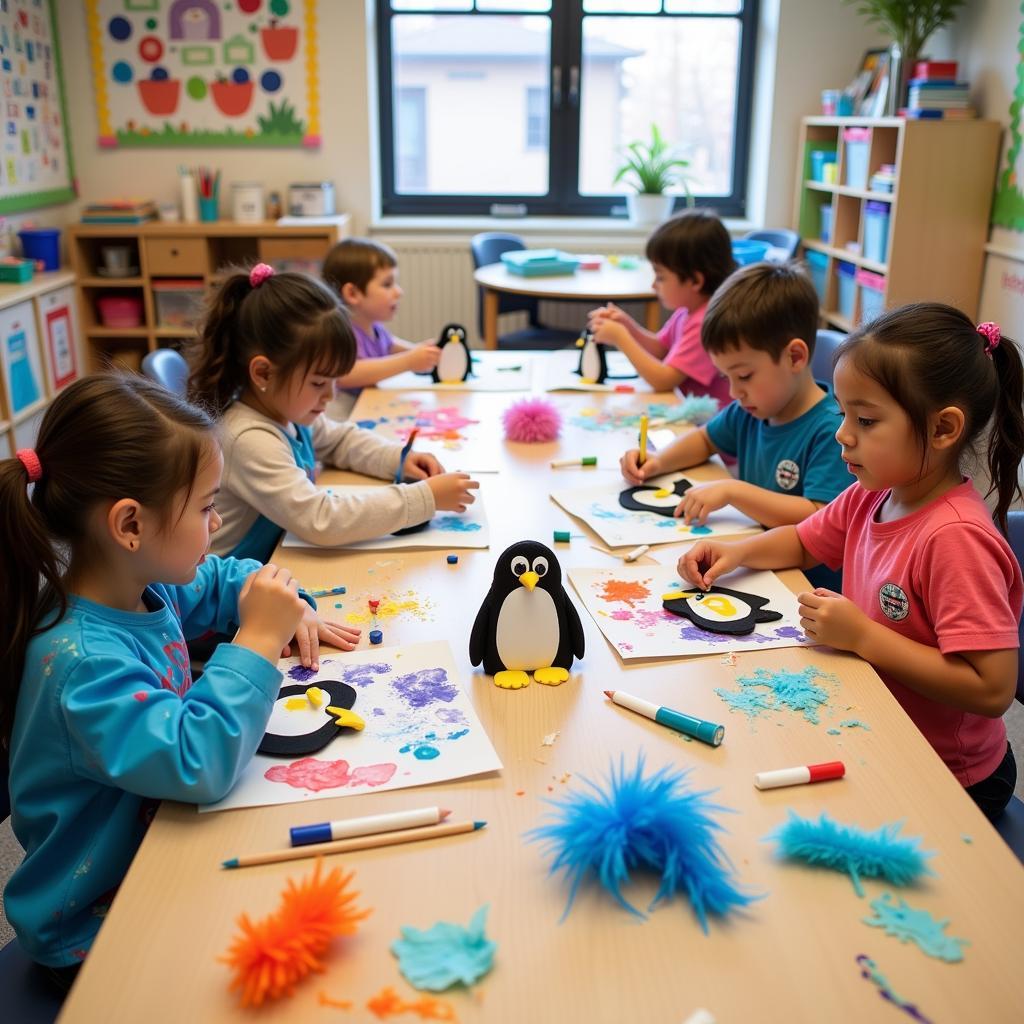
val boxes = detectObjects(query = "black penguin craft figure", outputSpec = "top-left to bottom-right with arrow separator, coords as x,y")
259,679 -> 364,757
575,328 -> 609,384
470,540 -> 585,689
619,476 -> 693,516
661,585 -> 783,636
433,323 -> 472,383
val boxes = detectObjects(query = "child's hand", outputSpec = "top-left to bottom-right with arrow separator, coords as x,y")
798,588 -> 868,653
591,319 -> 631,350
677,541 -> 742,591
403,451 -> 445,480
405,344 -> 442,373
620,448 -> 663,485
426,472 -> 479,513
283,604 -> 362,670
674,481 -> 733,525
588,301 -> 636,332
235,564 -> 306,664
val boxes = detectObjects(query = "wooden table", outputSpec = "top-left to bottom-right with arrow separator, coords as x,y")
59,383 -> 1024,1023
473,260 -> 660,350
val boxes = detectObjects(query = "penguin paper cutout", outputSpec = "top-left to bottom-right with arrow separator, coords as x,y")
661,585 -> 783,636
469,540 -> 585,688
259,680 -> 363,757
575,329 -> 609,384
619,476 -> 693,516
432,323 -> 472,383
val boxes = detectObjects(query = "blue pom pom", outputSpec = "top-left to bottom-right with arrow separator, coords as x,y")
526,755 -> 756,932
769,812 -> 933,897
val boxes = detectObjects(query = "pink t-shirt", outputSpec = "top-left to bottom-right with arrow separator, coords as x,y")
797,480 -> 1022,786
659,304 -> 731,407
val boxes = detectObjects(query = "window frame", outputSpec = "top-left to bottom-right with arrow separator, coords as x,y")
375,0 -> 759,218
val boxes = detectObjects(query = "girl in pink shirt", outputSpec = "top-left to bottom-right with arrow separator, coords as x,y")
677,303 -> 1024,819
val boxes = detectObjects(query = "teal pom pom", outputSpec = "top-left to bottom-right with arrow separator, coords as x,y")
769,812 -> 933,897
391,905 -> 496,991
526,755 -> 755,932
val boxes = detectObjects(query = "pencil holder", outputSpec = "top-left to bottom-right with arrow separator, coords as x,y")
198,196 -> 219,222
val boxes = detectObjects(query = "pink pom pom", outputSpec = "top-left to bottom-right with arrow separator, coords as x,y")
502,397 -> 562,443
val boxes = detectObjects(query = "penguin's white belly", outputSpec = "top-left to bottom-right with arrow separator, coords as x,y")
438,342 -> 468,381
495,589 -> 560,670
580,344 -> 602,381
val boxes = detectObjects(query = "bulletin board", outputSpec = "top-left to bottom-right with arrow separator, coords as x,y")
992,1 -> 1024,232
0,0 -> 77,213
84,0 -> 321,148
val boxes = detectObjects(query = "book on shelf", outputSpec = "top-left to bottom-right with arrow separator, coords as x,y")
81,199 -> 158,224
912,60 -> 958,80
902,107 -> 977,120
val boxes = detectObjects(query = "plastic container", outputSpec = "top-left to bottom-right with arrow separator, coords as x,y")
810,149 -> 837,183
856,268 -> 886,324
0,257 -> 35,283
198,196 -> 219,222
805,250 -> 828,305
836,261 -> 857,320
821,89 -> 841,116
97,295 -> 144,328
18,228 -> 61,270
819,204 -> 833,243
152,279 -> 204,328
863,201 -> 891,263
500,249 -> 579,276
842,127 -> 871,189
232,182 -> 264,223
731,240 -> 771,266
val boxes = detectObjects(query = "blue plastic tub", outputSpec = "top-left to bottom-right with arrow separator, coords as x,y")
863,201 -> 890,263
820,203 -> 833,243
18,228 -> 61,271
856,268 -> 886,324
810,149 -> 837,183
836,260 -> 857,320
843,127 -> 871,190
732,240 -> 771,266
805,250 -> 828,304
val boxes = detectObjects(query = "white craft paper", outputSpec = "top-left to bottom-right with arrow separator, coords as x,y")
202,641 -> 502,812
551,472 -> 760,547
541,347 -> 642,392
375,355 -> 537,391
569,564 -> 810,661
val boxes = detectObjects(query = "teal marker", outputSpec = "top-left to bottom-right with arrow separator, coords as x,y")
604,689 -> 724,747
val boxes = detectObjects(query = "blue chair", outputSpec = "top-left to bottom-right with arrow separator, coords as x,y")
812,329 -> 846,384
470,232 -> 579,350
140,348 -> 189,397
743,228 -> 800,261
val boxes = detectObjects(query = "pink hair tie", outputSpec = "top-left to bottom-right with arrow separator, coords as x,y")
15,448 -> 42,483
977,321 -> 1001,357
249,263 -> 275,288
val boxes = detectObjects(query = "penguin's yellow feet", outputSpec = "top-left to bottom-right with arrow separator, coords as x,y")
533,666 -> 570,686
326,706 -> 365,731
494,670 -> 531,690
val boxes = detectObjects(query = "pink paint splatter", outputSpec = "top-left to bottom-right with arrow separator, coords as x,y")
632,608 -> 676,630
133,691 -> 149,702
610,609 -> 633,621
264,757 -> 398,792
398,406 -> 479,440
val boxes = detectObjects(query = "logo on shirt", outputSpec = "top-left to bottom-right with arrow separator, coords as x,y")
775,459 -> 801,491
879,582 -> 910,621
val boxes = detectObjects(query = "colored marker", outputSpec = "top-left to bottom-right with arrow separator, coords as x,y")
394,427 -> 419,483
624,543 -> 650,562
290,806 -> 451,847
309,584 -> 346,598
550,456 -> 598,468
754,761 -> 845,790
223,820 -> 486,869
604,689 -> 724,747
638,413 -> 649,466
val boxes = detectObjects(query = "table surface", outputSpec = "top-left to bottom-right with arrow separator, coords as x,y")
59,367 -> 1024,1023
473,260 -> 656,301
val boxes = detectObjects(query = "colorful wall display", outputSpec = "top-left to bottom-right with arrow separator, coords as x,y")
992,1 -> 1024,231
0,0 -> 76,213
84,0 -> 321,148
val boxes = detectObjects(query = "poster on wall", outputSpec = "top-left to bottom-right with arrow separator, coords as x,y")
992,1 -> 1024,231
0,301 -> 44,416
0,0 -> 76,213
84,0 -> 321,148
38,284 -> 80,392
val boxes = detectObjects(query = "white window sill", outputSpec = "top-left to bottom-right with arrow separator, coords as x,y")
371,215 -> 755,238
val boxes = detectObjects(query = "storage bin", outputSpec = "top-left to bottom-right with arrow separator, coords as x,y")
805,250 -> 828,305
863,201 -> 891,264
819,204 -> 833,243
97,295 -> 143,328
836,261 -> 857,320
0,257 -> 35,283
18,228 -> 61,270
731,240 -> 771,266
152,279 -> 204,328
856,268 -> 886,324
842,127 -> 871,190
810,149 -> 837,183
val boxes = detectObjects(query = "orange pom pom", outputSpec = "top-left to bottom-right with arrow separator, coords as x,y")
220,858 -> 371,1008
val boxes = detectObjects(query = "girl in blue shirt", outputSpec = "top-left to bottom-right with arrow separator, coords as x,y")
0,375 -> 347,987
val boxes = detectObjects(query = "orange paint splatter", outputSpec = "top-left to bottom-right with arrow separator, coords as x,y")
598,578 -> 650,608
366,986 -> 457,1021
515,789 -> 525,796
319,990 -> 353,1010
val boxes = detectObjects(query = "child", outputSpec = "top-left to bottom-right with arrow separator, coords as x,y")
0,374 -> 350,981
587,210 -> 735,399
188,264 -> 478,563
678,304 -> 1024,819
620,261 -> 848,588
322,238 -> 442,405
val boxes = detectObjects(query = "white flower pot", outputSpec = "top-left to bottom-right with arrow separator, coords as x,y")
626,192 -> 675,227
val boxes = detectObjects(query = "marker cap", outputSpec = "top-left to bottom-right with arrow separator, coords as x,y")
290,823 -> 333,846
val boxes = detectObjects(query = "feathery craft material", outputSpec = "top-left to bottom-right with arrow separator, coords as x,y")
863,892 -> 968,962
769,813 -> 933,897
502,396 -> 563,442
527,756 -> 755,932
220,859 -> 370,1008
391,905 -> 497,991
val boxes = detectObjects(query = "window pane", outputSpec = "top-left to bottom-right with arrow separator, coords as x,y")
391,15 -> 550,195
478,1 -> 552,11
391,1 -> 473,12
665,1 -> 742,13
578,16 -> 739,198
584,1 -> 661,12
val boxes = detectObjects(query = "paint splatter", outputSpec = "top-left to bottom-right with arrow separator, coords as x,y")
286,664 -> 319,682
589,502 -> 631,521
392,667 -> 458,709
400,743 -> 441,761
435,708 -> 467,724
446,728 -> 469,740
715,665 -> 838,724
397,406 -> 479,440
863,893 -> 968,962
773,625 -> 806,641
344,592 -> 434,626
841,718 -> 871,730
341,662 -> 393,687
265,757 -> 398,791
433,516 -> 482,532
597,577 -> 650,608
856,954 -> 934,1023
827,728 -> 841,735
373,707 -> 386,716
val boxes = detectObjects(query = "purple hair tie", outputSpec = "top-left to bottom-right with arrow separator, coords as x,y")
977,321 -> 1000,357
249,263 -> 275,288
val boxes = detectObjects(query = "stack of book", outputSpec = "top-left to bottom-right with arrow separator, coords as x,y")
904,61 -> 974,120
81,200 -> 158,224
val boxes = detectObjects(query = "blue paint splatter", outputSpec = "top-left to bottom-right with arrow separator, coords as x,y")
433,516 -> 482,532
447,728 -> 470,740
863,892 -> 968,962
827,728 -> 841,735
287,665 -> 318,682
688,524 -> 712,535
715,665 -> 838,724
392,667 -> 458,708
342,662 -> 393,687
356,419 -> 379,429
841,718 -> 871,730
400,742 -> 441,761
590,503 -> 630,521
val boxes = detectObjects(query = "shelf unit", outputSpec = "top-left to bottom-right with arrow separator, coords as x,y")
67,217 -> 351,372
793,116 -> 1001,331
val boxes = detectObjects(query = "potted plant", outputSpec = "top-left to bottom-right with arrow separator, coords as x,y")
613,123 -> 692,227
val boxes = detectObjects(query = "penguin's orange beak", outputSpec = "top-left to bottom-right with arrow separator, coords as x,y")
519,570 -> 539,592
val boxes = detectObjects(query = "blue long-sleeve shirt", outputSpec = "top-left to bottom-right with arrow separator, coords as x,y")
4,556 -> 281,967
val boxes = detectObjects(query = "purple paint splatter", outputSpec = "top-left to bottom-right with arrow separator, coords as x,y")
774,625 -> 808,641
286,664 -> 319,682
435,707 -> 466,724
391,666 -> 458,708
342,662 -> 393,687
372,707 -> 386,717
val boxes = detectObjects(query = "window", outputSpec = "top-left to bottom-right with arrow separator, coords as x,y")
377,0 -> 758,217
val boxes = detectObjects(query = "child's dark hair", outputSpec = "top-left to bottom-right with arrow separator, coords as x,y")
0,374 -> 217,750
188,266 -> 355,415
322,237 -> 398,295
702,261 -> 819,361
645,210 -> 736,296
836,302 -> 1024,530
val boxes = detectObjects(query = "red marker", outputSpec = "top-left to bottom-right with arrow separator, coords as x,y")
754,760 -> 845,790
